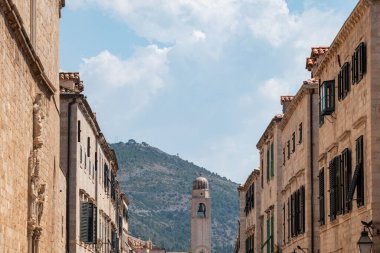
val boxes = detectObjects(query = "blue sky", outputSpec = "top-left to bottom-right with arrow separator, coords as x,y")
60,0 -> 358,183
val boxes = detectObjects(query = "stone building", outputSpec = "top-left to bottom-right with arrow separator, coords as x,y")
307,0 -> 380,252
191,176 -> 211,253
0,0 -> 65,252
279,81 -> 319,253
60,72 -> 128,253
256,115 -> 283,253
237,169 -> 260,253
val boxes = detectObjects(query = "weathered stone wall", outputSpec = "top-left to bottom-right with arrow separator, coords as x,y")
0,0 -> 65,252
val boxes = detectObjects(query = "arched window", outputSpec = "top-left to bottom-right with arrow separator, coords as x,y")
197,203 -> 206,218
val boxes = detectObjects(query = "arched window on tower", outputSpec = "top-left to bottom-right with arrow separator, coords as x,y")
197,203 -> 206,218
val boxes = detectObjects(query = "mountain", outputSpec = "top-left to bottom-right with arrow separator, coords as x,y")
111,140 -> 239,253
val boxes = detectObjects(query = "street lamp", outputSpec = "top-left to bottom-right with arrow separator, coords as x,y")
357,229 -> 373,253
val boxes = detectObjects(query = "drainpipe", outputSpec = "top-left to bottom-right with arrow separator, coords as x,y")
66,98 -> 76,253
310,91 -> 315,253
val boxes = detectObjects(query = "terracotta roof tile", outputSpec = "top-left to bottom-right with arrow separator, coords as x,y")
306,47 -> 329,71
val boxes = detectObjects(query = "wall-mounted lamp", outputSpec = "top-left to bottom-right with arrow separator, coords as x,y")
358,220 -> 374,253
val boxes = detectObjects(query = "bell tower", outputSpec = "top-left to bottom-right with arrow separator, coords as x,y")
191,176 -> 211,253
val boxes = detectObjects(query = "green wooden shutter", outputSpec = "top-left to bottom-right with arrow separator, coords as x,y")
80,202 -> 89,242
92,204 -> 97,244
267,148 -> 270,181
270,143 -> 274,177
301,186 -> 305,233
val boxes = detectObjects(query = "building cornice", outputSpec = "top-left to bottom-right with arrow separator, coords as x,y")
279,80 -> 318,130
256,114 -> 283,148
313,0 -> 370,77
0,0 -> 57,95
239,169 -> 260,191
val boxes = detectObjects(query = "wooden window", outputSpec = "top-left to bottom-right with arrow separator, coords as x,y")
356,136 -> 365,207
287,198 -> 290,241
80,202 -> 97,244
282,148 -> 285,166
329,157 -> 339,221
320,80 -> 335,116
341,148 -> 352,213
283,203 -> 286,244
352,42 -> 367,84
261,158 -> 264,188
319,168 -> 325,225
338,62 -> 350,100
270,215 -> 274,253
298,123 -> 302,144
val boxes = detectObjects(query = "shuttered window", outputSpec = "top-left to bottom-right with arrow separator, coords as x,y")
287,141 -> 290,160
283,148 -> 286,166
283,203 -> 285,244
356,136 -> 364,207
329,158 -> 337,221
300,186 -> 305,233
319,168 -> 325,225
352,42 -> 367,84
342,149 -> 352,213
338,62 -> 350,100
292,132 -> 296,153
87,137 -> 91,157
299,123 -> 302,144
270,215 -> 274,253
80,201 -> 97,244
287,198 -> 290,242
266,218 -> 270,253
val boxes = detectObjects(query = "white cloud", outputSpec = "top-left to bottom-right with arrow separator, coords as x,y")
79,45 -> 170,119
192,30 -> 206,41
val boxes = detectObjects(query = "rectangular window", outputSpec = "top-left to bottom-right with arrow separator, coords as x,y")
287,198 -> 290,242
80,201 -> 97,244
283,203 -> 285,244
282,148 -> 285,166
261,158 -> 264,188
292,132 -> 295,153
319,168 -> 325,225
77,120 -> 81,142
87,137 -> 91,157
298,123 -> 302,144
338,62 -> 350,100
270,143 -> 274,177
270,215 -> 274,253
287,141 -> 290,160
356,136 -> 364,207
352,42 -> 367,84
320,80 -> 335,116
80,146 -> 83,164
341,148 -> 352,213
329,157 -> 338,221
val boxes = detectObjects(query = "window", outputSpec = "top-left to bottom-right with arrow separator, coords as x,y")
197,203 -> 206,218
320,80 -> 335,116
328,150 -> 352,221
87,137 -> 91,157
77,120 -> 81,142
352,42 -> 367,84
356,136 -> 364,207
245,234 -> 254,253
245,183 -> 255,216
329,156 -> 339,221
288,186 -> 305,238
266,215 -> 274,253
292,132 -> 295,153
287,140 -> 290,160
261,158 -> 264,188
298,123 -> 302,144
80,201 -> 97,244
283,203 -> 285,244
338,62 -> 350,100
282,148 -> 285,166
80,146 -> 83,164
270,143 -> 274,177
319,168 -> 325,225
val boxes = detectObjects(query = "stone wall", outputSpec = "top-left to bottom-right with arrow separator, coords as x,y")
0,0 -> 65,252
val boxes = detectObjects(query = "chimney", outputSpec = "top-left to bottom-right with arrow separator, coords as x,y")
281,96 -> 295,113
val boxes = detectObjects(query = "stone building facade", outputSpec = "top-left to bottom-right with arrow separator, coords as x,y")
256,115 -> 283,253
60,72 -> 129,253
279,81 -> 319,253
238,1 -> 380,253
0,0 -> 65,252
238,170 -> 260,253
309,0 -> 380,252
